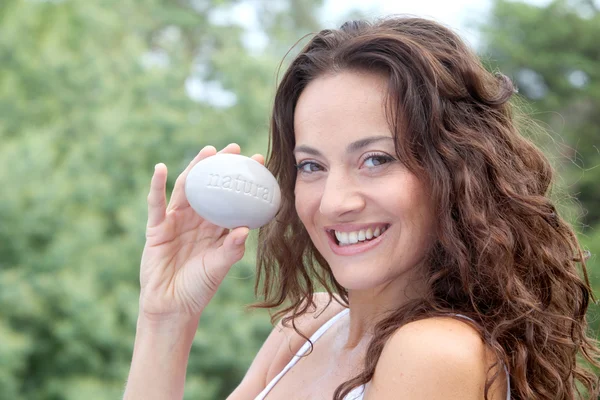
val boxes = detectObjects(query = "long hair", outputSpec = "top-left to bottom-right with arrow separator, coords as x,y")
255,16 -> 600,399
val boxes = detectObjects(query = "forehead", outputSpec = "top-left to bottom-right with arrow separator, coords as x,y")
293,71 -> 392,144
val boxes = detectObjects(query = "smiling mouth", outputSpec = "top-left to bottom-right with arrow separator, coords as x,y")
327,224 -> 390,246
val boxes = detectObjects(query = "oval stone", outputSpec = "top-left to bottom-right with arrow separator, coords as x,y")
185,154 -> 281,229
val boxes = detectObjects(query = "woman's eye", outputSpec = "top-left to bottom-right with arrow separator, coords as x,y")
363,154 -> 394,168
295,161 -> 322,173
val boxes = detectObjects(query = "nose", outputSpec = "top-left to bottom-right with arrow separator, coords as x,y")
318,170 -> 366,218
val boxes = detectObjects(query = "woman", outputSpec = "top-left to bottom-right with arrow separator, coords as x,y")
123,17 -> 600,399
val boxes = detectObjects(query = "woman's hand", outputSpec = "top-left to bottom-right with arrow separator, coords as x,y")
139,143 -> 265,322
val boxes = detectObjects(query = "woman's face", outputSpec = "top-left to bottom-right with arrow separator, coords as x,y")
293,71 -> 436,291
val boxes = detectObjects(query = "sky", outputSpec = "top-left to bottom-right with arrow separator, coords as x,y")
208,0 -> 552,51
320,0 -> 551,46
193,0 -> 554,105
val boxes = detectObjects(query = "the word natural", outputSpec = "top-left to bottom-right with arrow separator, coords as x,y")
206,173 -> 276,204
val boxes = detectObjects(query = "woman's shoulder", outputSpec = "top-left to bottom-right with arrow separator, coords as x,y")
368,316 -> 507,399
385,316 -> 488,361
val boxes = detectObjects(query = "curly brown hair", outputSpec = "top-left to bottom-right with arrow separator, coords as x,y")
254,16 -> 600,400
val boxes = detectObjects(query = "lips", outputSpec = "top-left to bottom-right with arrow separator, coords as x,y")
332,224 -> 389,246
324,223 -> 391,256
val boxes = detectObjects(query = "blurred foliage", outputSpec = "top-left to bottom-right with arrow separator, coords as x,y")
477,0 -> 600,334
480,0 -> 600,226
0,0 -> 598,399
0,0 -> 323,398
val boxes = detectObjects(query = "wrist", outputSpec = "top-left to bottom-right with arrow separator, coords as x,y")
124,313 -> 200,400
137,292 -> 204,333
136,312 -> 201,338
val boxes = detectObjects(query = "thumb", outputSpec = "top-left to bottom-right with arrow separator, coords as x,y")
200,227 -> 250,294
221,226 -> 250,266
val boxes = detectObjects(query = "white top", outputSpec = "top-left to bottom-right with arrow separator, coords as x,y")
253,308 -> 510,400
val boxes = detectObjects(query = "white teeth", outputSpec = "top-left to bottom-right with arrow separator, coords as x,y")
357,230 -> 366,241
348,231 -> 358,244
341,232 -> 349,243
333,226 -> 387,246
335,231 -> 349,245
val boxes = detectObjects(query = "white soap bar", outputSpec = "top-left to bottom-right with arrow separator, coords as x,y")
185,154 -> 281,229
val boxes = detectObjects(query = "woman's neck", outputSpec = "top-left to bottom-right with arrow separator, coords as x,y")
343,272 -> 426,349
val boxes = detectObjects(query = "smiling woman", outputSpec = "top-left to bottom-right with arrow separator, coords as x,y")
292,72 -> 435,292
252,17 -> 600,400
123,16 -> 600,400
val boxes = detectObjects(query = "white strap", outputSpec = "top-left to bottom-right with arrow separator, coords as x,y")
253,309 -> 350,400
255,310 -> 510,400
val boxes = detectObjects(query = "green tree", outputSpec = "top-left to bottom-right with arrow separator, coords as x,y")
0,0 -> 323,398
478,0 -> 600,226
476,0 -> 600,331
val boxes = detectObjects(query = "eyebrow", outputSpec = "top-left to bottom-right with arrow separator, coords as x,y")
293,135 -> 394,157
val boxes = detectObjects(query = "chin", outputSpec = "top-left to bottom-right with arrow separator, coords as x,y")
327,256 -> 426,295
328,263 -> 386,291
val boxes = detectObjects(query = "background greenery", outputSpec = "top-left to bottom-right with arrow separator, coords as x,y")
0,0 -> 597,398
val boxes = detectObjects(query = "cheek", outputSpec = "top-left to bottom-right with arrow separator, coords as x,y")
294,181 -> 317,225
392,177 -> 435,234
407,191 -> 436,245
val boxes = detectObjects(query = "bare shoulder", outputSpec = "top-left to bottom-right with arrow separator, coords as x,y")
227,292 -> 346,400
367,317 -> 507,400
